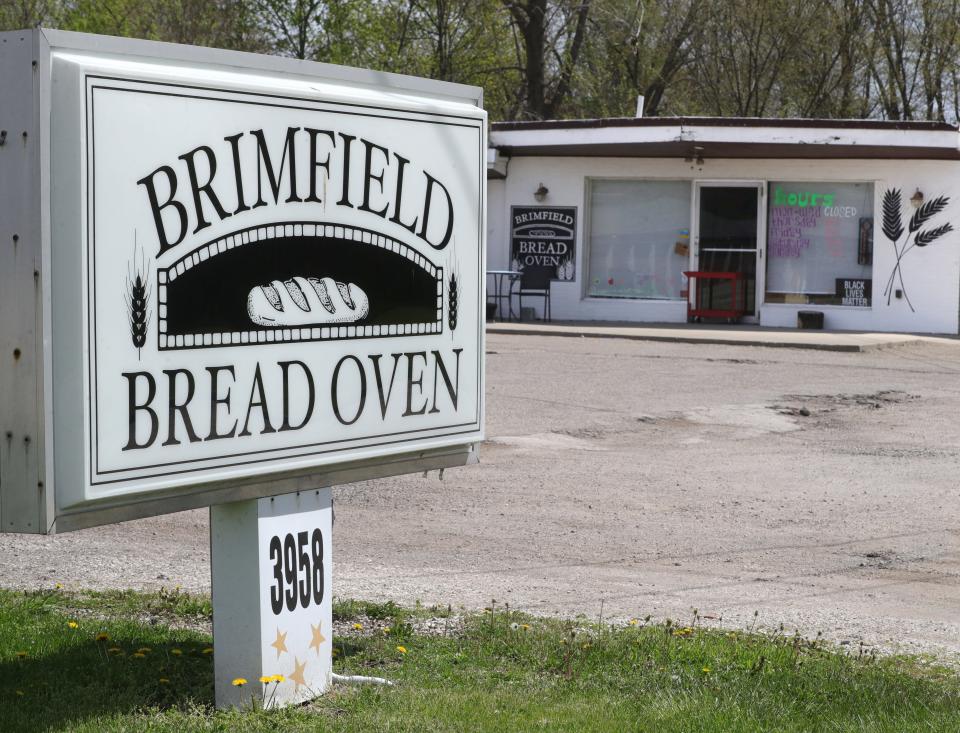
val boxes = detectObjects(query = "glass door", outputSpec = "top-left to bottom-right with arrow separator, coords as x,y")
692,182 -> 764,321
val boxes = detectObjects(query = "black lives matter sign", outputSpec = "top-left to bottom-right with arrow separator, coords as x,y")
836,278 -> 871,307
510,206 -> 577,280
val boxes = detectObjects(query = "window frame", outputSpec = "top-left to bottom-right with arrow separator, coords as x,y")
582,177 -> 694,302
762,179 -> 878,309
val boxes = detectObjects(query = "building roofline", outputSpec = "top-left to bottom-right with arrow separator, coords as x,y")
491,116 -> 958,133
489,116 -> 960,162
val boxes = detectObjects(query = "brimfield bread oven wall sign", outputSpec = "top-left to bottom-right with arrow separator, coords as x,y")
0,29 -> 486,534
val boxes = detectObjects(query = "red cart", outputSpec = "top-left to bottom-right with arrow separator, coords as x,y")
683,271 -> 747,323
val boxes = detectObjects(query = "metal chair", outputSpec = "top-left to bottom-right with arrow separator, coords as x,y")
517,266 -> 552,322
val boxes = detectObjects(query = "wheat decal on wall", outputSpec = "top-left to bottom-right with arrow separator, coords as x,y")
882,189 -> 953,312
125,234 -> 151,358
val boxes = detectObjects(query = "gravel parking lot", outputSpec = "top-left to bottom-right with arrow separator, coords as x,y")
5,332 -> 960,659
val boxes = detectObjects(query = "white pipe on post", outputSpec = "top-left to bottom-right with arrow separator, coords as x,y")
332,673 -> 395,687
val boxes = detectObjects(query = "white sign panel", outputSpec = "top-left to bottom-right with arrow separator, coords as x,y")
85,74 -> 482,495
0,30 -> 486,531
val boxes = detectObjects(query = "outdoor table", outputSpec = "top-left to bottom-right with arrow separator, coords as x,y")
486,269 -> 522,321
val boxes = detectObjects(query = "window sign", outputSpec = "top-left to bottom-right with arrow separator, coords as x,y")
510,206 -> 577,280
765,182 -> 874,305
837,278 -> 872,307
587,180 -> 690,299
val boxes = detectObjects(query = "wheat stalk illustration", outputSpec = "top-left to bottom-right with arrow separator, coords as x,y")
124,235 -> 151,358
882,190 -> 952,312
448,270 -> 458,331
446,234 -> 460,333
130,276 -> 147,350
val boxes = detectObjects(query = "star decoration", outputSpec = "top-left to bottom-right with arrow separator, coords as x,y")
270,628 -> 288,659
288,656 -> 308,691
309,622 -> 326,656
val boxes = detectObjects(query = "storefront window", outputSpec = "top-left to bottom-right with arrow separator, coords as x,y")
587,180 -> 691,299
765,182 -> 874,306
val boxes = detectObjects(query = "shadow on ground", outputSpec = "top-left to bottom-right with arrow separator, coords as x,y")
1,638 -> 214,733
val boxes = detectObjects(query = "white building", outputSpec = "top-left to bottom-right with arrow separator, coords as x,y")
487,117 -> 960,333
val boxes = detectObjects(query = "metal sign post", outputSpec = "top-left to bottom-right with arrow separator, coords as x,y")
211,489 -> 332,708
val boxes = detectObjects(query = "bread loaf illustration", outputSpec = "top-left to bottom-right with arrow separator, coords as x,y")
247,276 -> 369,326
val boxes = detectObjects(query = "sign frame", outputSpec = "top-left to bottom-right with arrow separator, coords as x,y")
0,29 -> 486,534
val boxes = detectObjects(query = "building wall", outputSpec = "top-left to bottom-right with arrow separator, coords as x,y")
488,156 -> 960,334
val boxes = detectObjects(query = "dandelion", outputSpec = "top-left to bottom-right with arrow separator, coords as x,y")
15,651 -> 27,659
132,652 -> 146,659
521,624 -> 531,631
54,583 -> 63,590
232,678 -> 247,687
202,647 -> 213,655
170,649 -> 182,656
382,626 -> 392,634
396,646 -> 407,654
629,619 -> 639,626
67,621 -> 78,629
352,623 -> 362,631
95,632 -> 110,642
136,647 -> 152,654
702,666 -> 711,673
510,622 -> 519,630
15,690 -> 24,697
259,675 -> 272,684
158,678 -> 170,684
108,647 -> 123,654
271,674 -> 285,683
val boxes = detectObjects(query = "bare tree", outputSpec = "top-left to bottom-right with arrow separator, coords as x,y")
154,0 -> 266,50
579,0 -> 701,117
784,0 -> 873,118
10,0 -> 960,123
255,0 -> 324,59
864,0 -> 960,121
917,0 -> 960,120
866,0 -> 922,119
690,0 -> 827,117
502,0 -> 591,119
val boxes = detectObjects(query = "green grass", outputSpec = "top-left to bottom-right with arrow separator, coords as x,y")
1,589 -> 959,732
